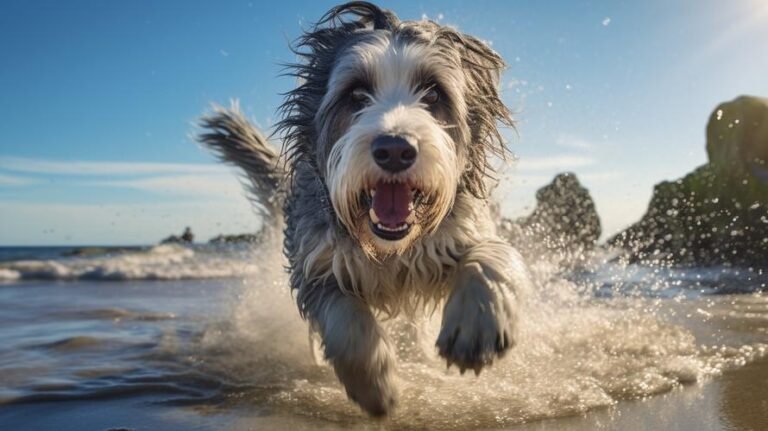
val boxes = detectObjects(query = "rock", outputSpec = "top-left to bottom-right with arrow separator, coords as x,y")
180,227 -> 194,243
160,227 -> 194,244
706,95 -> 768,178
611,96 -> 768,266
208,232 -> 263,244
502,173 -> 601,263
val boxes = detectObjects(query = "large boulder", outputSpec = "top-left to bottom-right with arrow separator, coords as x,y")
611,96 -> 768,266
502,173 -> 601,263
707,95 -> 768,179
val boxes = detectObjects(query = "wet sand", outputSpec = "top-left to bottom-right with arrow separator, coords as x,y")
2,355 -> 766,431
517,355 -> 768,431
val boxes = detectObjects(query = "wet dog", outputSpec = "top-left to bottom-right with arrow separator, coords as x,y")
198,1 -> 529,416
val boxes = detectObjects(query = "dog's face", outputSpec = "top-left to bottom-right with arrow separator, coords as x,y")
322,31 -> 466,257
279,3 -> 512,258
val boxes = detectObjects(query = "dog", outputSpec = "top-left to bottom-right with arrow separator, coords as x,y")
198,1 -> 530,417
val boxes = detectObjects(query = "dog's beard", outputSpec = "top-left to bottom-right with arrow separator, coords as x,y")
327,105 -> 461,259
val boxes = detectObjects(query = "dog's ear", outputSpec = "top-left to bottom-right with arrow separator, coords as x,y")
276,2 -> 401,174
438,29 -> 514,199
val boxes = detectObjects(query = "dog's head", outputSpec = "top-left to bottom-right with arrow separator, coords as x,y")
278,2 -> 512,258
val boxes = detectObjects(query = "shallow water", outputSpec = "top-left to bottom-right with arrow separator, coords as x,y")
0,244 -> 767,430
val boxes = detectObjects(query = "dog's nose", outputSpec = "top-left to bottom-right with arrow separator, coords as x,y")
371,135 -> 417,173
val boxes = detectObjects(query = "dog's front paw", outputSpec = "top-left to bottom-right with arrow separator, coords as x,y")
436,262 -> 515,374
332,343 -> 397,417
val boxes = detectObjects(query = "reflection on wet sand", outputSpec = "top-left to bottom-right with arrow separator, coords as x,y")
516,294 -> 768,431
718,295 -> 768,431
720,356 -> 768,431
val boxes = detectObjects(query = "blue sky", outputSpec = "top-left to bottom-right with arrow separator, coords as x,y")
1,0 -> 767,245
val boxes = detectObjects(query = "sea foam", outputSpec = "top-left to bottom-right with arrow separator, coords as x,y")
0,244 -> 260,282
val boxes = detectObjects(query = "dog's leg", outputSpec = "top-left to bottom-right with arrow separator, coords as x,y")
306,285 -> 397,416
436,239 -> 526,374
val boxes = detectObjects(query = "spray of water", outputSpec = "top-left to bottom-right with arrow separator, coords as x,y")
157,232 -> 766,429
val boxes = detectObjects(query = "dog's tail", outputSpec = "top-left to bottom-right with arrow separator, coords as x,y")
197,102 -> 284,223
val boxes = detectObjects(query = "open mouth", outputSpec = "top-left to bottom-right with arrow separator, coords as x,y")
365,179 -> 421,241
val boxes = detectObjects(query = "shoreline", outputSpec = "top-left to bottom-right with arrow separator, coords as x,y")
3,356 -> 766,431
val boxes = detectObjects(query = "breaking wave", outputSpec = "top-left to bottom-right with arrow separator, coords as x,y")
0,244 -> 260,282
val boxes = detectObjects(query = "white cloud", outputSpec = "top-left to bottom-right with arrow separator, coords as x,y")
0,155 -> 250,200
0,173 -> 37,186
579,171 -> 622,182
93,174 -> 246,198
504,170 -> 619,187
512,155 -> 596,172
0,156 -> 228,176
555,134 -> 595,151
0,200 -> 260,245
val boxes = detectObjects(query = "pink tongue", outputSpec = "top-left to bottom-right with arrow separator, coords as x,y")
372,181 -> 412,226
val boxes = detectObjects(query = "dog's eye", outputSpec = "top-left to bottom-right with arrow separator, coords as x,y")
350,87 -> 371,106
422,87 -> 440,105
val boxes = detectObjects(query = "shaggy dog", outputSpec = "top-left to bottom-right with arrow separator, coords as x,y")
198,1 -> 530,416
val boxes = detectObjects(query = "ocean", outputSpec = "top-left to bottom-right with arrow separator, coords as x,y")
0,243 -> 766,430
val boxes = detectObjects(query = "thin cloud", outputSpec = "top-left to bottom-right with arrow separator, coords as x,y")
94,174 -> 244,198
0,173 -> 38,186
0,155 -> 250,200
555,134 -> 595,151
505,171 -> 619,186
0,156 -> 228,176
512,155 -> 596,172
0,200 -> 259,245
579,171 -> 622,182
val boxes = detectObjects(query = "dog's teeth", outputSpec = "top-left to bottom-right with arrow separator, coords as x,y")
369,208 -> 380,223
375,222 -> 409,233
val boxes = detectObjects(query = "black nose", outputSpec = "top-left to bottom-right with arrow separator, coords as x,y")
371,135 -> 418,173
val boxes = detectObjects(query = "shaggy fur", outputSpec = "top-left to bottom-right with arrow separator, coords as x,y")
198,2 -> 530,417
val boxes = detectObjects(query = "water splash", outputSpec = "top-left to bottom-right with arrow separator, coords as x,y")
158,242 -> 768,429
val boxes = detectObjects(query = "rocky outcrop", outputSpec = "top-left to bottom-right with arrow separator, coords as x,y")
502,172 -> 601,263
208,232 -> 263,244
707,96 -> 768,177
611,95 -> 768,266
160,227 -> 194,244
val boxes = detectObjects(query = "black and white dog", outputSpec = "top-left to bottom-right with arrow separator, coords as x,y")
199,1 -> 529,416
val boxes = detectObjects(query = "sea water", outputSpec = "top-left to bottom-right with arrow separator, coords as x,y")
0,242 -> 766,430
